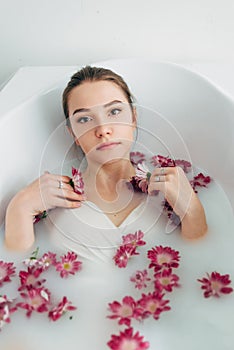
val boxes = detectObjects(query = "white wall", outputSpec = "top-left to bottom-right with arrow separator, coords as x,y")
0,0 -> 234,87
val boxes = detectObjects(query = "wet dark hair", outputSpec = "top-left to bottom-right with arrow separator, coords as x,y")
62,66 -> 134,126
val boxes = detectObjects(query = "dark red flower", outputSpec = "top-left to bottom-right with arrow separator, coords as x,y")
174,159 -> 192,173
130,151 -> 146,166
0,295 -> 17,331
162,200 -> 181,227
147,245 -> 180,271
38,252 -> 57,270
151,155 -> 175,168
0,261 -> 16,287
130,269 -> 151,290
132,162 -> 152,193
48,296 -> 77,321
55,251 -> 82,278
107,296 -> 142,326
17,287 -> 51,317
154,268 -> 180,292
197,271 -> 233,298
190,173 -> 211,192
18,266 -> 46,291
113,245 -> 138,268
71,167 -> 84,195
137,291 -> 171,320
122,230 -> 146,248
107,327 -> 150,350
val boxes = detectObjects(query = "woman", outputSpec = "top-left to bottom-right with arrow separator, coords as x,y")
4,66 -> 207,252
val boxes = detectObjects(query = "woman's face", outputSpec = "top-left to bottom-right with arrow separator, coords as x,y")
68,80 -> 136,165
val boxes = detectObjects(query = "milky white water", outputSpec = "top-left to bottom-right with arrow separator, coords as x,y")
0,178 -> 234,350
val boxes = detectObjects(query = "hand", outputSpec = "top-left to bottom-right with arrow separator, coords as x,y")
12,171 -> 85,217
148,166 -> 196,219
148,166 -> 207,238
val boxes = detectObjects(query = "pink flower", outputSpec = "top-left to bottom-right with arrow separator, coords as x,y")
114,231 -> 146,268
55,251 -> 82,278
137,291 -> 171,320
190,173 -> 212,192
17,287 -> 51,317
147,245 -> 180,271
33,210 -> 47,224
127,176 -> 145,193
23,257 -> 40,267
18,267 -> 46,291
0,295 -> 17,331
151,155 -> 175,168
162,200 -> 181,227
48,296 -> 77,321
154,268 -> 180,292
133,162 -> 151,193
71,167 -> 84,195
174,159 -> 192,173
122,230 -> 146,248
107,327 -> 150,350
38,252 -> 57,270
0,261 -> 16,287
107,296 -> 142,326
23,247 -> 41,267
130,151 -> 146,166
197,272 -> 233,298
113,245 -> 139,268
130,270 -> 151,290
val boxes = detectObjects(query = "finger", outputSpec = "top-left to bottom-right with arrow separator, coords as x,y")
44,184 -> 85,200
50,197 -> 82,209
150,174 -> 167,183
58,188 -> 86,201
148,181 -> 166,195
42,172 -> 72,184
40,188 -> 83,209
55,175 -> 72,184
152,166 -> 179,177
55,180 -> 86,198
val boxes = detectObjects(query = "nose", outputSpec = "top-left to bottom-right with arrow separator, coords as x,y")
95,124 -> 112,138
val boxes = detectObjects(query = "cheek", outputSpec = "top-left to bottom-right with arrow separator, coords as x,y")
76,131 -> 96,152
118,125 -> 135,140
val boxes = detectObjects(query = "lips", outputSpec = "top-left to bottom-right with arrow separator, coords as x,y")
96,141 -> 121,151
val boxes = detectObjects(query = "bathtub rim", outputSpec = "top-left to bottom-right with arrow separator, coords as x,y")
1,59 -> 234,124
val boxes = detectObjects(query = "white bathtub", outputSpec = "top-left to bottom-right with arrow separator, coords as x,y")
0,60 -> 234,350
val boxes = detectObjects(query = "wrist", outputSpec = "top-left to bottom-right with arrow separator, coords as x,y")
180,201 -> 208,239
8,190 -> 36,217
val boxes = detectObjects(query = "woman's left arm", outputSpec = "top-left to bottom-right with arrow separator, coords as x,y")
148,166 -> 207,239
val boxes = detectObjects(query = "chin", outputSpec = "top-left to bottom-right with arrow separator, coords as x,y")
89,145 -> 131,165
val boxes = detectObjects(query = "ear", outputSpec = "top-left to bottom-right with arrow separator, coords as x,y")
67,126 -> 80,146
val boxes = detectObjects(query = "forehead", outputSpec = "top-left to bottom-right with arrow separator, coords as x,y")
68,80 -> 128,110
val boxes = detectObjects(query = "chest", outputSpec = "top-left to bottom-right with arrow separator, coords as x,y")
87,190 -> 145,227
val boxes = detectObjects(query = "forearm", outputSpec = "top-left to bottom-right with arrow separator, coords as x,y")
4,197 -> 35,251
180,196 -> 207,240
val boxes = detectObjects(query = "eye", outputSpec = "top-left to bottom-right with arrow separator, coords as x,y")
77,116 -> 93,124
109,108 -> 121,117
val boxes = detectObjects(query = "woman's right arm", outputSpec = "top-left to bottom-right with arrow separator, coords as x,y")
4,173 -> 85,251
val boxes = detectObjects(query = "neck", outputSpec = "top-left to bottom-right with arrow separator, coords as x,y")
83,158 -> 135,200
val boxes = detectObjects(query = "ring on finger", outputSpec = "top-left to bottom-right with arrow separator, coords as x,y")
155,175 -> 161,182
58,180 -> 64,189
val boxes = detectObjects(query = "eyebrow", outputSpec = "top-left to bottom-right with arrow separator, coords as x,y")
72,100 -> 123,116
